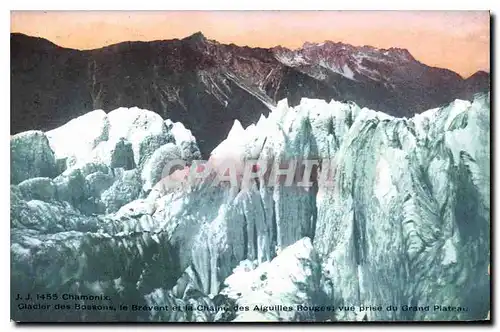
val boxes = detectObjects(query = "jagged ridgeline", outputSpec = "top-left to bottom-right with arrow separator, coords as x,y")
11,94 -> 490,322
11,33 -> 490,159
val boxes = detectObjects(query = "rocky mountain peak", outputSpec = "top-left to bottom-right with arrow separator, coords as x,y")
384,46 -> 415,61
183,31 -> 208,44
10,33 -> 490,159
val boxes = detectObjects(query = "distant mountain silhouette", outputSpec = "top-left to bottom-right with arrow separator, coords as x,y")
11,32 -> 490,157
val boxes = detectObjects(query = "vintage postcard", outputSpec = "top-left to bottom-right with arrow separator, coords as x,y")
10,10 -> 490,323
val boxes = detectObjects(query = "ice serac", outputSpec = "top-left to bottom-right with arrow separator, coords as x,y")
141,143 -> 182,192
45,107 -> 177,173
153,93 -> 489,320
11,131 -> 57,184
10,94 -> 490,322
45,110 -> 110,168
221,237 -> 326,322
107,107 -> 174,168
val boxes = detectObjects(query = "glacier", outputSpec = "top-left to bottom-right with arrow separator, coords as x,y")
10,94 -> 490,322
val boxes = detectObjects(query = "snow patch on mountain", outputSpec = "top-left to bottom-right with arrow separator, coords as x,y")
274,53 -> 310,67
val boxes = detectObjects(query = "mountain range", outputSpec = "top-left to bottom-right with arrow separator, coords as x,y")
10,32 -> 489,157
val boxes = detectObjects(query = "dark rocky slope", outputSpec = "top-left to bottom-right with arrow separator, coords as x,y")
11,32 -> 489,157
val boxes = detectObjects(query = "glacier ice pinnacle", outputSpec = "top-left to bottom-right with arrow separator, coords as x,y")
10,94 -> 490,322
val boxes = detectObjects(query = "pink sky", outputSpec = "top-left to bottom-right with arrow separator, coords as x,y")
11,11 -> 490,77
